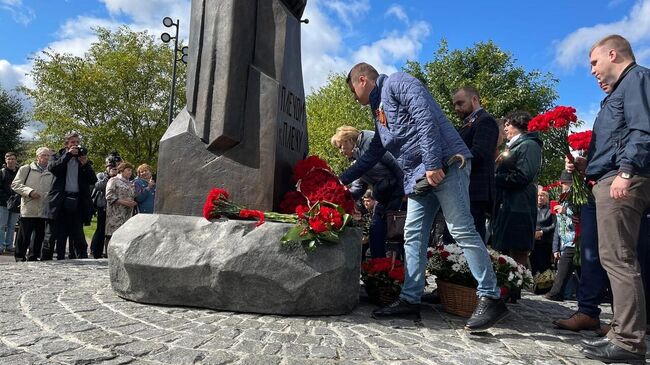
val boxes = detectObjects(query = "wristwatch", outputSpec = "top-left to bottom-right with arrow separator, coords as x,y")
618,171 -> 633,179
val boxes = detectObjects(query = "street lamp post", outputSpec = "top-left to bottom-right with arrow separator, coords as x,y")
161,17 -> 189,126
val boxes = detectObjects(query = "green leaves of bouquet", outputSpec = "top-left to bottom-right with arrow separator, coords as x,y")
280,201 -> 352,251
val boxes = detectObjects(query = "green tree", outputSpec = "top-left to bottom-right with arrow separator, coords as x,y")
23,26 -> 186,170
306,73 -> 374,173
0,86 -> 28,159
404,40 -> 561,184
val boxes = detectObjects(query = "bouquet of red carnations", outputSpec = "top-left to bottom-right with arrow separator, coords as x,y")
202,188 -> 297,226
202,155 -> 356,251
528,106 -> 590,207
278,155 -> 355,250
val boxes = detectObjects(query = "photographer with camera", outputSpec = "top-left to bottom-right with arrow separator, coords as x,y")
44,132 -> 97,260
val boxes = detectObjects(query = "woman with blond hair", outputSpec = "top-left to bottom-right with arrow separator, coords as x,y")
133,163 -> 156,214
331,126 -> 404,258
105,162 -> 136,246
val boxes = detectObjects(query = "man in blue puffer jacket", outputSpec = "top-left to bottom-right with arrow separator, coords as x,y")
340,63 -> 508,331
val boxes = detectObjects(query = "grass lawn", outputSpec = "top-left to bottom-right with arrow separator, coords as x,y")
83,216 -> 97,241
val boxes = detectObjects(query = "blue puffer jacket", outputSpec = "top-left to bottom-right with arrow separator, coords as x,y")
586,63 -> 650,180
340,72 -> 472,194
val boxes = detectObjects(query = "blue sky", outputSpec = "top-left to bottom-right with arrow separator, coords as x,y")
2,0 -> 650,137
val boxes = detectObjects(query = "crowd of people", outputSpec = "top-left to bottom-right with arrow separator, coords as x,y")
0,32 -> 648,364
0,132 -> 156,261
335,34 -> 649,364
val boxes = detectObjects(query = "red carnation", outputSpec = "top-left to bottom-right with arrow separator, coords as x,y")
202,199 -> 215,220
239,209 -> 266,226
207,188 -> 229,201
293,155 -> 332,182
308,216 -> 328,233
279,191 -> 308,214
295,204 -> 310,219
497,256 -> 507,265
440,251 -> 450,259
388,266 -> 405,282
568,130 -> 592,151
318,206 -> 344,230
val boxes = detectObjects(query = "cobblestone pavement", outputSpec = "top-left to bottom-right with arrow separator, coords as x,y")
0,260 -> 647,365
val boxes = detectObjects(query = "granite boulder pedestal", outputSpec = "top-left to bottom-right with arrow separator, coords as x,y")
109,214 -> 361,315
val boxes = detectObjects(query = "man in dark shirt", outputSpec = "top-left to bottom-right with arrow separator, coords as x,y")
44,132 -> 97,260
578,34 -> 650,364
452,87 -> 499,242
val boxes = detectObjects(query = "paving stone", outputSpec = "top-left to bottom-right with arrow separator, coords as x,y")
149,348 -> 206,364
113,340 -> 167,357
309,345 -> 338,359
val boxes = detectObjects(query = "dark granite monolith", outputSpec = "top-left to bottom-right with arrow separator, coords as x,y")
155,0 -> 309,216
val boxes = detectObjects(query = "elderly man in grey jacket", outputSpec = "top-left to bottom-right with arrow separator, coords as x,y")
340,62 -> 507,331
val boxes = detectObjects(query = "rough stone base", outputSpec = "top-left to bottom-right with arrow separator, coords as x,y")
108,214 -> 361,315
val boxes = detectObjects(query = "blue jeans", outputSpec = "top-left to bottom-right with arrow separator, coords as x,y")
0,206 -> 20,249
577,200 -> 609,318
400,163 -> 500,303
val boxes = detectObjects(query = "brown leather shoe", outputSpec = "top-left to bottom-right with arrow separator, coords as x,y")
594,324 -> 611,337
552,312 -> 600,331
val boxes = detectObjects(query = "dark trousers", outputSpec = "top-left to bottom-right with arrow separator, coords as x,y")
577,201 -> 610,318
14,218 -> 46,261
470,200 -> 490,243
593,175 -> 650,354
637,209 -> 650,325
369,197 -> 403,258
90,209 -> 106,258
53,210 -> 87,259
548,246 -> 577,298
530,239 -> 553,275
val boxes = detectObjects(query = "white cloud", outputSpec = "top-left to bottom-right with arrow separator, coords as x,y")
301,1 -> 430,93
323,0 -> 370,28
636,47 -> 650,64
554,0 -> 650,70
0,0 -> 35,25
0,60 -> 31,91
575,103 -> 602,131
100,0 -> 189,25
385,5 -> 408,24
350,21 -> 430,75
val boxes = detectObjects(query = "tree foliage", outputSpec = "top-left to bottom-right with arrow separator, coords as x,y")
306,73 -> 373,174
404,40 -> 561,184
23,26 -> 186,170
0,86 -> 28,159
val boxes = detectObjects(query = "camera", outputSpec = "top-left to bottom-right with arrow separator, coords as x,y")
105,151 -> 122,167
78,146 -> 88,156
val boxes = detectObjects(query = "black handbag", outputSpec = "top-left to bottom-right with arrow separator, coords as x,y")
5,167 -> 30,213
6,193 -> 21,213
385,202 -> 407,243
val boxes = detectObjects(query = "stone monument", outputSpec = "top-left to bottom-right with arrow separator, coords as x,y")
109,0 -> 362,316
155,0 -> 309,216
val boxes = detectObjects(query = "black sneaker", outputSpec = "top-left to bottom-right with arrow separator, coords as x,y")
372,298 -> 420,319
421,290 -> 441,304
464,296 -> 509,332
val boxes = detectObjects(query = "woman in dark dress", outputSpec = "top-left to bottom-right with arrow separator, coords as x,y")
492,111 -> 543,267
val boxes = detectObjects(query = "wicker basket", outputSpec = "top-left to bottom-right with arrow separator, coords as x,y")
436,280 -> 478,317
363,278 -> 400,306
